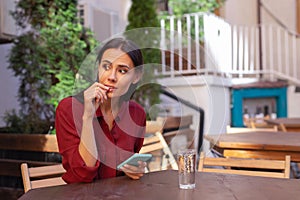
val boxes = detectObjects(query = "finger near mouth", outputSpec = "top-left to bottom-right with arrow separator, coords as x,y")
107,87 -> 116,92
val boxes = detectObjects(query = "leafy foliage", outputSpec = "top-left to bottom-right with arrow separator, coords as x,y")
2,109 -> 52,134
127,0 -> 159,30
167,0 -> 223,16
39,4 -> 98,108
159,0 -> 224,42
7,0 -> 97,133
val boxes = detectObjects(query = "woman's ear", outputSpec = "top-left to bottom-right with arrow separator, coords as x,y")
132,71 -> 143,84
132,65 -> 143,84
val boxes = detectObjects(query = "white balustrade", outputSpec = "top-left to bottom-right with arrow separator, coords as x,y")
159,12 -> 300,85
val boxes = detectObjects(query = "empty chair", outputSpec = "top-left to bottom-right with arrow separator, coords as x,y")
198,152 -> 290,179
244,118 -> 278,130
140,120 -> 178,171
21,163 -> 66,193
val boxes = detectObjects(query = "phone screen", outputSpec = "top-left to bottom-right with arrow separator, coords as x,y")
117,153 -> 152,169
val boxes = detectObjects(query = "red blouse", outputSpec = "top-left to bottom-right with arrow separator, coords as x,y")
55,96 -> 146,183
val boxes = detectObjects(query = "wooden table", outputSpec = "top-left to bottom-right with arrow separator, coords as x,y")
18,170 -> 300,200
205,131 -> 300,162
265,118 -> 300,132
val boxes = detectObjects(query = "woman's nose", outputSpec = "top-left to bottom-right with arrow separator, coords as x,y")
108,69 -> 117,82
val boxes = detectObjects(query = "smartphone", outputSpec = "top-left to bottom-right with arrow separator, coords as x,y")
117,153 -> 152,170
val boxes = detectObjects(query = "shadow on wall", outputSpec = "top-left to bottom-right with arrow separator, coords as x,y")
0,44 -> 20,127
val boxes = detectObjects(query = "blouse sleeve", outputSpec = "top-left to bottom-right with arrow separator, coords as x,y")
134,104 -> 147,153
55,97 -> 99,183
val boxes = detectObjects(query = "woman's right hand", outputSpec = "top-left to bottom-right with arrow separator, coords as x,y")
83,82 -> 109,119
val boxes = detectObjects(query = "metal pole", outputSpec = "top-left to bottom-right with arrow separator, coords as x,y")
257,0 -> 263,73
160,88 -> 205,155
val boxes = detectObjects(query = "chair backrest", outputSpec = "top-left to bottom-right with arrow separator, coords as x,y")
21,163 -> 66,193
198,152 -> 290,179
244,118 -> 279,130
158,115 -> 195,153
140,120 -> 178,170
278,123 -> 288,132
226,125 -> 277,134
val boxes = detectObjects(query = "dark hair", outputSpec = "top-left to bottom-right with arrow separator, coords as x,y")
75,37 -> 144,103
97,37 -> 144,71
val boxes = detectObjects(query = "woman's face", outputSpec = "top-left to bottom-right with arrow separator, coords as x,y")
98,48 -> 140,99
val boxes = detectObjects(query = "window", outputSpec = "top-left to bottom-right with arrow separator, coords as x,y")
78,4 -> 85,26
156,0 -> 169,13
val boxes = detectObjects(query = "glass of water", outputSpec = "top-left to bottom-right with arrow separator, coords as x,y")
177,149 -> 196,189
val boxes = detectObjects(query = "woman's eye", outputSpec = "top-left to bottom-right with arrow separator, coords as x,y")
119,69 -> 128,74
102,64 -> 111,70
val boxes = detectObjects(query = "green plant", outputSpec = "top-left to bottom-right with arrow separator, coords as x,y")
168,0 -> 222,16
2,109 -> 52,134
40,5 -> 98,108
7,0 -> 97,133
1,110 -> 23,133
159,0 -> 224,42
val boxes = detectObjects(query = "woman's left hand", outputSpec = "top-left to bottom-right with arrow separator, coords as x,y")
120,161 -> 147,180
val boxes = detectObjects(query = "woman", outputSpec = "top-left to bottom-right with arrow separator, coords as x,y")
55,37 -> 147,183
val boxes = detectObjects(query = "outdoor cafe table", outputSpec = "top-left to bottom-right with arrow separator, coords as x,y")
265,117 -> 300,132
18,170 -> 300,200
205,131 -> 300,162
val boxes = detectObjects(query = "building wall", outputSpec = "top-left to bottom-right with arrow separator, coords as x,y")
78,0 -> 131,41
287,85 -> 300,117
220,0 -> 300,118
261,0 -> 296,32
219,0 -> 258,25
96,0 -> 131,30
0,44 -> 19,127
220,0 -> 296,29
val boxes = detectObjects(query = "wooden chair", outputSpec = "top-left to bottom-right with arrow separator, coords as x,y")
157,115 -> 195,150
21,163 -> 66,193
198,152 -> 290,179
278,123 -> 288,132
140,120 -> 178,171
226,125 -> 278,134
244,118 -> 278,130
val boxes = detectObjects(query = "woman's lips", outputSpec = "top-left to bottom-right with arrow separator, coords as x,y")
105,85 -> 117,92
